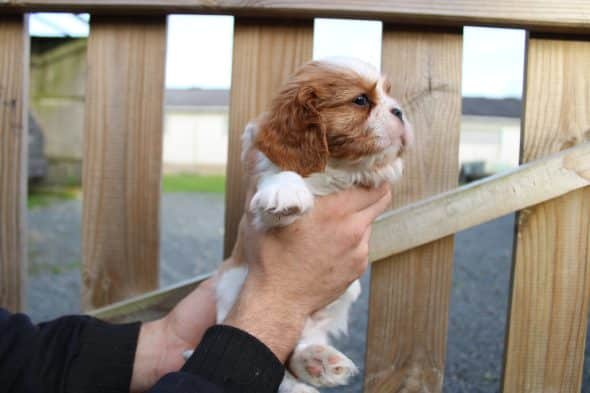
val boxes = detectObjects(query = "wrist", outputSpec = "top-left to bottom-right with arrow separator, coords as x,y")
223,279 -> 307,362
131,319 -> 166,392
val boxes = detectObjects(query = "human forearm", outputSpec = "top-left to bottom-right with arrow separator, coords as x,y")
223,278 -> 307,363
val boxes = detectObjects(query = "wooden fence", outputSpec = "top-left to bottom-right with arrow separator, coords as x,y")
1,2 -> 589,392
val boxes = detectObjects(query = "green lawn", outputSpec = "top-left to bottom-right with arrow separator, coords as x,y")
162,174 -> 225,194
28,187 -> 81,209
27,174 -> 224,209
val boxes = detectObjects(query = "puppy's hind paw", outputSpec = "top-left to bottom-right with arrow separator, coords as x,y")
278,372 -> 320,393
289,344 -> 358,387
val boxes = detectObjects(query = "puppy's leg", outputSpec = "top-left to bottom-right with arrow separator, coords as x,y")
249,171 -> 314,230
289,343 -> 358,387
278,371 -> 319,393
288,281 -> 361,387
182,267 -> 248,360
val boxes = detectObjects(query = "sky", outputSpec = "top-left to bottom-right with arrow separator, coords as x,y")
30,14 -> 526,98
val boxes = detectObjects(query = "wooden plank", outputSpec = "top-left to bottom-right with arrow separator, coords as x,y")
223,18 -> 312,257
502,34 -> 590,393
370,142 -> 590,262
90,272 -> 212,323
365,27 -> 462,393
0,15 -> 28,312
1,1 -> 590,33
82,16 -> 166,310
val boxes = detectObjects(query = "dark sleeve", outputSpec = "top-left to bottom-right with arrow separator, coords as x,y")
147,325 -> 285,393
1,308 -> 284,393
0,308 -> 140,393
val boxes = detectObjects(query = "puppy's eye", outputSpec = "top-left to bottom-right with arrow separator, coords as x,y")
353,94 -> 370,107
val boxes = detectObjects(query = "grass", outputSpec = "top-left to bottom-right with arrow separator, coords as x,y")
28,186 -> 81,209
28,259 -> 82,276
162,173 -> 225,194
27,174 -> 224,209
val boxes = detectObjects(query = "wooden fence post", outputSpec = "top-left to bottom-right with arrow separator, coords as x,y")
0,14 -> 28,312
82,16 -> 166,309
502,34 -> 590,393
365,27 -> 463,393
223,19 -> 313,257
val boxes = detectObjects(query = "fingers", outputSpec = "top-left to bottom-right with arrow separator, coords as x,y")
319,183 -> 390,214
351,227 -> 371,277
354,187 -> 392,227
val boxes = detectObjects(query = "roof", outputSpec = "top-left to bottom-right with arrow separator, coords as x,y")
165,89 -> 230,108
165,89 -> 522,119
462,97 -> 521,118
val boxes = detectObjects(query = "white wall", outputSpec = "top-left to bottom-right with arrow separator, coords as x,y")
163,109 -> 228,172
460,116 -> 521,172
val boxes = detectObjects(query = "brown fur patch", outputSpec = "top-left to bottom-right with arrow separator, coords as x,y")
255,61 -> 394,174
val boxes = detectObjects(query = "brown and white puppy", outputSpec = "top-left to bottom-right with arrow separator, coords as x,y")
216,57 -> 413,393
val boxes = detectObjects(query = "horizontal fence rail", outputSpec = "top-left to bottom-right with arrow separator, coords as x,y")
369,141 -> 590,262
0,1 -> 589,33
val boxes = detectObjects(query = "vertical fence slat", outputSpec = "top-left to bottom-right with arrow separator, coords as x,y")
82,16 -> 166,310
0,15 -> 28,312
502,34 -> 590,393
364,27 -> 462,393
223,18 -> 313,257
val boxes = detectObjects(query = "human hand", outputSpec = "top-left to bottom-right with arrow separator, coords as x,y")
224,184 -> 391,361
130,277 -> 217,392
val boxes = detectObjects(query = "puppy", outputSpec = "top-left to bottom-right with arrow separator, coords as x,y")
205,57 -> 412,393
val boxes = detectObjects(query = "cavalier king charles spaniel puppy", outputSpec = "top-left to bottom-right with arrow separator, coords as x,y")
205,57 -> 411,393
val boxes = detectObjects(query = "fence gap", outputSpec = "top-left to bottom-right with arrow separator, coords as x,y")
159,15 -> 232,288
0,14 -> 29,313
82,15 -> 166,310
223,18 -> 313,257
27,29 -> 87,321
364,26 -> 463,393
502,33 -> 590,392
442,26 -> 525,392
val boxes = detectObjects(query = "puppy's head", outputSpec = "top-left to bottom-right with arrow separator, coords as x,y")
255,57 -> 413,181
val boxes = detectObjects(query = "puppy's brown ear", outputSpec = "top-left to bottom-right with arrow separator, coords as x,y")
255,84 -> 328,176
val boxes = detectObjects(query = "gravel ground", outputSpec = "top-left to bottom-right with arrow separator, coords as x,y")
26,195 -> 590,392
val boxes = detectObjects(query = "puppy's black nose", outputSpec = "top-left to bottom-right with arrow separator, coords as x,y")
391,107 -> 403,122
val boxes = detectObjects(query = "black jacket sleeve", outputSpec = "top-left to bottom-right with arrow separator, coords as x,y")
0,308 -> 284,393
0,308 -> 140,393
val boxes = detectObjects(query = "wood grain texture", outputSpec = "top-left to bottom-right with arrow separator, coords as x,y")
365,28 -> 462,393
502,34 -> 590,393
82,16 -> 166,310
0,15 -> 28,312
1,0 -> 589,33
223,19 -> 312,257
370,142 -> 590,262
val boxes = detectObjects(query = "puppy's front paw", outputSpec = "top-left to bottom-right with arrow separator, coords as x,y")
250,171 -> 314,229
289,344 -> 358,387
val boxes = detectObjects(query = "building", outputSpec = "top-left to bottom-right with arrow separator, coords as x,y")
29,38 -> 522,183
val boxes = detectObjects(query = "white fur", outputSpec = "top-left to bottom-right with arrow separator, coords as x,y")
322,56 -> 380,83
250,171 -> 314,230
216,266 -> 248,323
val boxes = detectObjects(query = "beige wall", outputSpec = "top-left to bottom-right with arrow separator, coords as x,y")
460,115 -> 521,172
163,108 -> 229,174
31,39 -> 86,161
